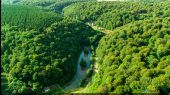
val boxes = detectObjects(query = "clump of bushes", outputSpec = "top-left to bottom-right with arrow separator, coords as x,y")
80,60 -> 86,70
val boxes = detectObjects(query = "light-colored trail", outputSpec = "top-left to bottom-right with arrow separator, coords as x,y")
87,22 -> 113,34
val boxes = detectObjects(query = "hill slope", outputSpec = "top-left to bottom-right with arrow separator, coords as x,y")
1,19 -> 103,94
1,5 -> 62,30
85,18 -> 170,94
64,1 -> 170,30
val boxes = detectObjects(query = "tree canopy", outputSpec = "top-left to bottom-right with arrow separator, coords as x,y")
1,0 -> 170,94
1,19 -> 103,94
1,5 -> 62,30
85,18 -> 170,94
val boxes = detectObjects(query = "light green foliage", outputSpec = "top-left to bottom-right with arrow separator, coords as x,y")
64,2 -> 170,30
1,0 -> 170,94
85,18 -> 170,94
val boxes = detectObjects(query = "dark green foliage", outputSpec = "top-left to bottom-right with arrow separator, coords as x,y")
86,68 -> 93,78
45,1 -> 77,14
1,0 -> 170,94
1,19 -> 102,94
79,78 -> 86,87
1,73 -> 10,95
85,18 -> 170,94
64,2 -> 170,30
80,60 -> 86,70
1,5 -> 62,30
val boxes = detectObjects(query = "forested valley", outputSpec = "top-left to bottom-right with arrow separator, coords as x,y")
1,0 -> 170,94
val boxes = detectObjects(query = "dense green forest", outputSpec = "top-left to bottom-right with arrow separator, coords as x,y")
64,2 -> 170,30
1,0 -> 170,94
1,5 -> 62,30
1,19 -> 102,94
18,0 -> 96,14
85,18 -> 170,94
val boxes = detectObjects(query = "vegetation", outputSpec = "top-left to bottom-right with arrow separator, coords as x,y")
17,0 -> 97,14
45,1 -> 77,13
1,73 -> 9,95
1,5 -> 62,30
1,0 -> 170,94
85,18 -> 170,94
80,60 -> 86,70
1,19 -> 103,94
64,1 -> 170,30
